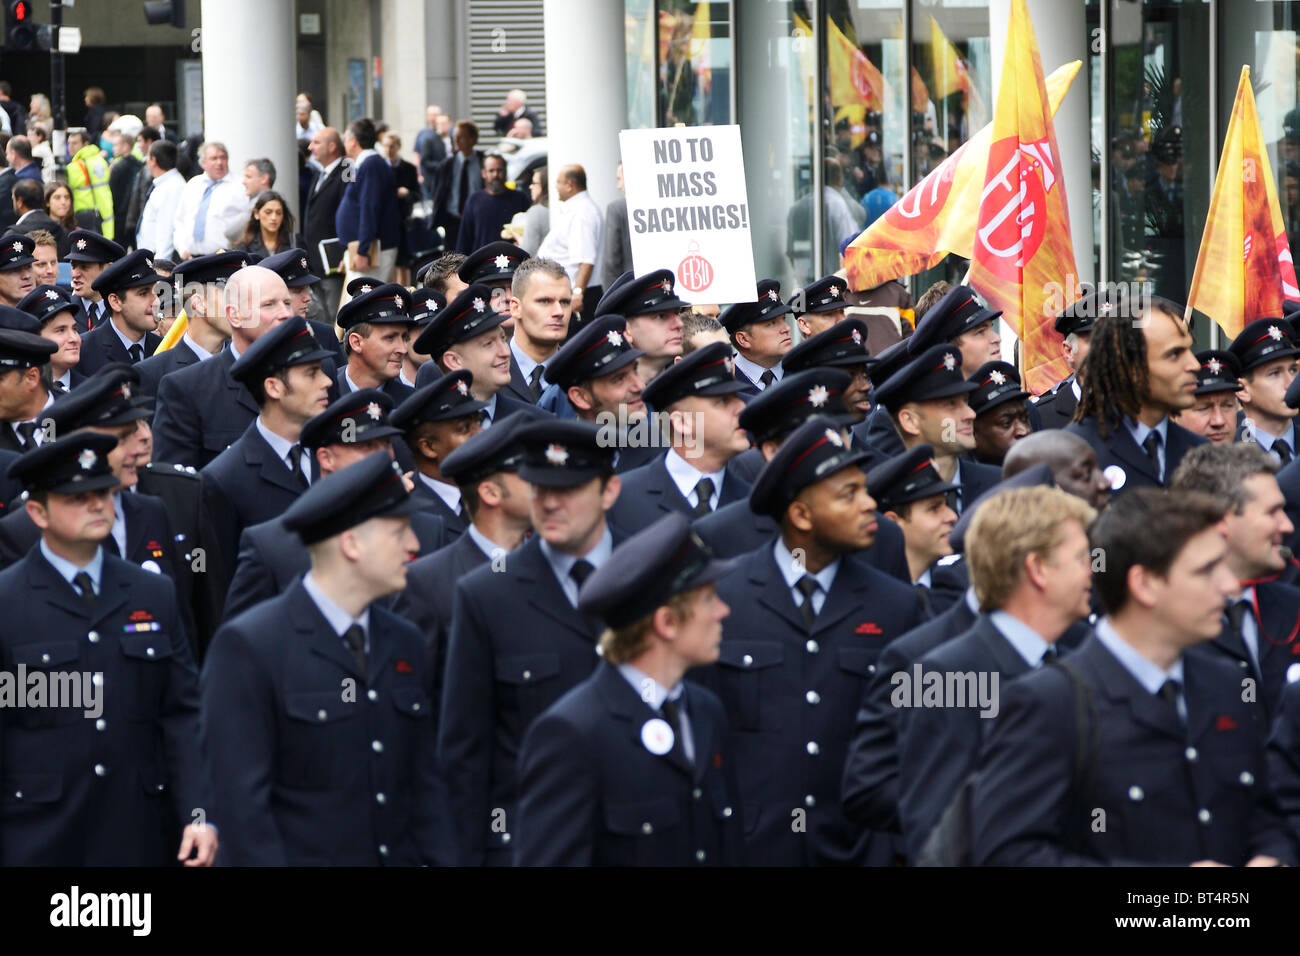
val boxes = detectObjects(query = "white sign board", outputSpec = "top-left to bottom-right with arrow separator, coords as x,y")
619,125 -> 757,306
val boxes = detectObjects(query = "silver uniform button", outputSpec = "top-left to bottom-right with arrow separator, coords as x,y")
1240,771 -> 1255,786
868,664 -> 876,673
522,670 -> 531,680
1128,785 -> 1143,801
501,832 -> 511,844
13,790 -> 21,800
412,701 -> 420,712
742,654 -> 753,667
641,822 -> 653,835
91,673 -> 102,687
146,647 -> 155,657
41,653 -> 50,663
805,691 -> 820,705
1184,747 -> 1198,762
371,740 -> 383,753
95,719 -> 106,731
376,792 -> 386,804
87,631 -> 99,643
317,710 -> 327,721
805,795 -> 816,807
806,741 -> 820,756
805,639 -> 819,654
1198,808 -> 1212,824
695,849 -> 706,862
94,763 -> 107,777
378,844 -> 389,856
722,806 -> 733,817
367,689 -> 378,701
692,788 -> 702,800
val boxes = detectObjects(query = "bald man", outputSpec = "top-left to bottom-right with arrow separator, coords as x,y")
152,266 -> 300,468
1003,430 -> 1113,512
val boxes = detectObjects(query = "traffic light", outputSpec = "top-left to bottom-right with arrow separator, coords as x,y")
4,0 -> 37,52
143,0 -> 186,29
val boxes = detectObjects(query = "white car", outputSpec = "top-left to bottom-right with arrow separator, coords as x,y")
495,135 -> 548,186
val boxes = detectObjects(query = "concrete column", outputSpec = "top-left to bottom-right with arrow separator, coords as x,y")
989,0 -> 1094,284
200,0 -> 299,217
542,0 -> 626,222
380,0 -> 431,150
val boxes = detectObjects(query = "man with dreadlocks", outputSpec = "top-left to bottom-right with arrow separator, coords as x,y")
1066,297 -> 1205,493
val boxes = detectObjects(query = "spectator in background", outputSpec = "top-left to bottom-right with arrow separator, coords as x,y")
454,152 -> 528,255
28,123 -> 54,182
336,117 -> 399,289
28,93 -> 51,127
493,89 -> 543,137
296,93 -> 324,140
28,228 -> 59,286
515,165 -> 549,255
107,131 -> 144,242
235,189 -> 298,259
304,126 -> 348,319
434,114 -> 453,160
243,157 -> 275,198
0,132 -> 12,229
122,125 -> 164,244
506,117 -> 534,140
136,139 -> 184,260
64,128 -> 115,239
6,135 -> 40,183
432,120 -> 484,250
414,105 -> 448,203
381,131 -> 420,285
9,178 -> 65,249
172,140 -> 246,258
537,164 -> 602,322
82,88 -> 106,142
0,82 -> 26,135
144,104 -> 177,143
45,182 -> 85,244
600,161 -> 631,290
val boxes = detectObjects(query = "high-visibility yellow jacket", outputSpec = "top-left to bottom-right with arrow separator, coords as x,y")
66,143 -> 115,240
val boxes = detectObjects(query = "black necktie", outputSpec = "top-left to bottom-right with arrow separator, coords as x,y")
72,571 -> 95,605
127,343 -> 144,364
690,477 -> 716,518
1142,431 -> 1162,477
660,695 -> 691,765
343,624 -> 367,676
570,558 -> 595,592
456,156 -> 470,214
51,379 -> 67,395
1277,441 -> 1294,465
796,575 -> 820,631
528,365 -> 546,401
456,497 -> 468,521
759,369 -> 776,389
1041,643 -> 1059,663
15,421 -> 39,451
286,444 -> 308,488
1158,678 -> 1184,726
945,487 -> 959,514
914,583 -> 933,618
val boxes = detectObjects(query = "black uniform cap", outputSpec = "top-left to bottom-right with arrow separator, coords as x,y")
281,450 -> 421,546
300,388 -> 403,450
641,341 -> 748,410
788,276 -> 849,316
171,251 -> 252,287
337,283 -> 415,330
62,229 -> 124,264
783,318 -> 873,372
259,248 -> 319,287
412,283 -> 505,357
0,327 -> 57,370
596,269 -> 689,319
516,419 -> 616,489
7,431 -> 119,495
719,279 -> 792,335
0,232 -> 37,271
967,361 -> 1031,417
1228,318 -> 1300,375
16,286 -> 77,326
872,343 -> 977,412
739,368 -> 855,445
390,370 -> 487,428
91,249 -> 163,296
1194,350 -> 1243,396
544,314 -> 644,390
749,415 -> 869,518
865,444 -> 960,513
908,285 -> 1000,355
458,242 -> 530,285
441,408 -> 544,485
47,363 -> 152,431
229,316 -> 334,386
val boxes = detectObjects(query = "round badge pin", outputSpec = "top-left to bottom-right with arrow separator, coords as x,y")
640,718 -> 675,756
1103,465 -> 1126,490
140,560 -> 162,575
1288,663 -> 1300,684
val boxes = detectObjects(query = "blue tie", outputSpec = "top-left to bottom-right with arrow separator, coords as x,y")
192,180 -> 218,243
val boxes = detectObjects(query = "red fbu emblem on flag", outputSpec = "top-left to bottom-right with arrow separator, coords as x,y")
677,253 -> 714,292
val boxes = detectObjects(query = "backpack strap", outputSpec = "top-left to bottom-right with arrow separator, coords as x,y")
1055,659 -> 1101,846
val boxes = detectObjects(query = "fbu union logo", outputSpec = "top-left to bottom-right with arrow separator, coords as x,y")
677,252 -> 714,292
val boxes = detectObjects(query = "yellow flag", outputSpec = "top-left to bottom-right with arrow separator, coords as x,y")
1185,66 -> 1300,341
929,16 -> 968,99
156,310 -> 187,352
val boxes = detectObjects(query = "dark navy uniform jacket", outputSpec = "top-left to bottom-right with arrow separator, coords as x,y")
335,366 -> 414,405
851,405 -> 905,472
135,339 -> 201,397
439,534 -> 611,865
515,662 -> 745,866
408,478 -> 468,538
224,511 -> 446,621
1033,376 -> 1077,429
1066,414 -> 1207,492
607,454 -> 751,534
152,344 -> 258,469
971,634 -> 1296,866
896,614 -> 1041,859
0,546 -> 210,866
1197,580 -> 1300,725
1279,459 -> 1300,556
200,579 -> 459,866
1267,680 -> 1300,849
0,449 -> 19,515
74,322 -> 161,377
699,545 -> 924,865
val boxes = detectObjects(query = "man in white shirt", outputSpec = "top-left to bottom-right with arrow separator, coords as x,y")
136,140 -> 185,260
537,165 -> 603,320
172,141 -> 248,260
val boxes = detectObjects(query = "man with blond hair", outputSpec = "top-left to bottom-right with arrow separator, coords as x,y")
896,486 -> 1096,861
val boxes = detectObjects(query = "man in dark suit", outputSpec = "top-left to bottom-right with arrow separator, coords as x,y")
700,416 -> 924,865
871,342 -> 1001,515
972,488 -> 1295,866
135,252 -> 246,397
1031,292 -> 1097,429
596,268 -> 691,387
432,121 -> 486,251
390,370 -> 487,538
76,251 -> 163,376
1067,301 -> 1206,494
336,118 -> 400,286
1268,681 -> 1300,847
897,486 -> 1097,860
607,343 -> 752,534
1229,317 -> 1300,462
414,107 -> 448,203
0,432 -> 216,866
1171,442 -> 1300,722
224,387 -> 445,621
782,316 -> 875,428
439,419 -> 620,865
865,445 -> 960,607
152,264 -> 295,468
0,324 -> 56,455
493,90 -> 543,138
969,361 -> 1034,466
516,512 -> 745,866
0,230 -> 36,308
201,451 -> 459,865
495,249 -> 567,402
335,283 -> 416,403
63,229 -> 124,332
200,317 -> 334,598
304,127 -> 349,318
719,279 -> 793,397
1177,349 -> 1242,446
9,178 -> 66,250
17,286 -> 86,394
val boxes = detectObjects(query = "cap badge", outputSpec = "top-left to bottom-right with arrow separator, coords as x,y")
942,352 -> 957,371
76,239 -> 88,250
824,428 -> 844,448
606,330 -> 624,348
766,289 -> 779,302
851,329 -> 863,346
494,254 -> 511,271
359,284 -> 373,294
661,279 -> 674,295
365,402 -> 382,421
723,356 -> 735,376
454,379 -> 470,396
300,257 -> 309,270
545,443 -> 569,466
472,297 -> 486,313
10,241 -> 22,252
44,289 -> 60,300
145,258 -> 153,270
989,369 -> 1006,385
830,285 -> 842,299
1269,325 -> 1285,341
77,449 -> 97,471
1206,358 -> 1223,375
808,384 -> 829,408
121,382 -> 132,401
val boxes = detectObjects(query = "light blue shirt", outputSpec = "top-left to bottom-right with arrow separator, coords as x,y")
733,351 -> 782,390
1094,616 -> 1187,721
183,332 -> 213,361
228,338 -> 243,361
466,523 -> 503,560
540,526 -> 614,607
482,393 -> 499,425
663,448 -> 725,511
989,610 -> 1052,668
108,315 -> 147,354
1124,416 -> 1170,481
40,539 -> 104,595
302,571 -> 371,654
510,338 -> 550,392
774,537 -> 839,616
617,662 -> 695,762
418,471 -> 460,513
110,492 -> 127,557
1245,421 -> 1296,462
1230,588 -> 1261,672
255,417 -> 312,483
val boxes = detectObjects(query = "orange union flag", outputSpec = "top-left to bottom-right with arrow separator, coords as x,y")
969,0 -> 1077,396
843,59 -> 1079,295
1186,66 -> 1300,341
